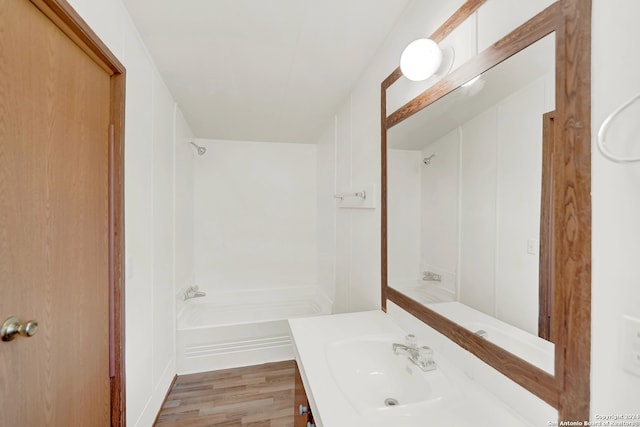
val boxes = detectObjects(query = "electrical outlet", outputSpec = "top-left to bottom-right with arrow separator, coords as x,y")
622,315 -> 640,376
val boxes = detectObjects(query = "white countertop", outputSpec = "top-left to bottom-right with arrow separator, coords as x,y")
289,310 -> 535,427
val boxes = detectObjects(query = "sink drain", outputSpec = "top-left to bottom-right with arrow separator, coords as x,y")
384,398 -> 399,407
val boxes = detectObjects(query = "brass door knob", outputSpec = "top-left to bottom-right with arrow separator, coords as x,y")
1,316 -> 39,342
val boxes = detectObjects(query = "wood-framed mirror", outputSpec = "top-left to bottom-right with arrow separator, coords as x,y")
381,0 -> 591,421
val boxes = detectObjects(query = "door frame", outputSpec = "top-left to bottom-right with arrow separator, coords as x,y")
28,1 -> 126,425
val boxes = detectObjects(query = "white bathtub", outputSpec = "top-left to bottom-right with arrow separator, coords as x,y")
176,286 -> 332,374
392,280 -> 456,304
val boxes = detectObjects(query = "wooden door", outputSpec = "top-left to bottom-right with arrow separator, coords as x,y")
0,0 -> 124,425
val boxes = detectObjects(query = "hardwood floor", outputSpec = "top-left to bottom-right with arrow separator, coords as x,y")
154,361 -> 295,426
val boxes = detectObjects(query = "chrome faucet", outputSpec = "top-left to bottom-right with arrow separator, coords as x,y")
183,285 -> 206,300
392,334 -> 437,371
475,329 -> 488,339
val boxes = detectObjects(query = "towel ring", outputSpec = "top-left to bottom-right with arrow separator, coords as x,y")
597,93 -> 640,163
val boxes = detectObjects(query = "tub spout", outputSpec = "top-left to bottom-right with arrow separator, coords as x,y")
184,285 -> 206,300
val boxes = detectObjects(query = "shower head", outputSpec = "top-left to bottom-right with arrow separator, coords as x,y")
423,154 -> 436,165
190,141 -> 206,156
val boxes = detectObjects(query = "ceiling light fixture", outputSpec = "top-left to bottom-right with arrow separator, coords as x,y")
400,38 -> 443,82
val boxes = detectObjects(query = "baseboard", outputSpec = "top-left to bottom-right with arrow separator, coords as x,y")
152,374 -> 177,425
133,360 -> 176,427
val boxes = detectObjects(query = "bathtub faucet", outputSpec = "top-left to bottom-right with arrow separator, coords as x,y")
422,271 -> 442,282
392,334 -> 437,372
184,285 -> 206,301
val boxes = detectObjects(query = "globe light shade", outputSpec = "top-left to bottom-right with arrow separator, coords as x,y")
400,38 -> 443,82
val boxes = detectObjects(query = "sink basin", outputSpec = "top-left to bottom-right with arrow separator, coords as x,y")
325,335 -> 453,414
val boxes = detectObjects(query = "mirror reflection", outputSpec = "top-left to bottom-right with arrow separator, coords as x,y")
387,34 -> 555,373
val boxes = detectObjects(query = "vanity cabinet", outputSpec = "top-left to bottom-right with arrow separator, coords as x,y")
294,362 -> 315,427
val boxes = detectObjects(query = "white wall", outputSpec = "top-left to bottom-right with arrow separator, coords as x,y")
459,107 -> 499,315
421,130 -> 459,284
494,75 -> 552,333
193,139 -> 318,291
316,119 -> 337,304
150,63 -> 175,411
65,1 -> 194,425
591,0 -> 640,415
174,109 -> 195,298
387,149 -> 422,282
333,101 -> 353,313
459,75 -> 552,333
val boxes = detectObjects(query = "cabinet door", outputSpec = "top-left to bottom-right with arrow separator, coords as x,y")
294,363 -> 311,427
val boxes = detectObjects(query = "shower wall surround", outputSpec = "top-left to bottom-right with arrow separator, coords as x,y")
193,139 -> 319,291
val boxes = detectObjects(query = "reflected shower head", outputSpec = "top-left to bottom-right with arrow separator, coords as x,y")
190,141 -> 206,156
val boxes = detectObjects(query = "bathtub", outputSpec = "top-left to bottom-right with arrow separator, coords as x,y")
392,280 -> 456,305
176,286 -> 332,374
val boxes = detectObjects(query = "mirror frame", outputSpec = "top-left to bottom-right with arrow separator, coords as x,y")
381,0 -> 591,421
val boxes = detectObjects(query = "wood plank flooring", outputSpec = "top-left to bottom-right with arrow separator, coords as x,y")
154,361 -> 295,427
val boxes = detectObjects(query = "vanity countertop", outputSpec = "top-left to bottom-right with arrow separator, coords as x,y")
289,310 -> 535,427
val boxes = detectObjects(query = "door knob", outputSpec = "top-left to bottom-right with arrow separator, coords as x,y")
1,316 -> 38,342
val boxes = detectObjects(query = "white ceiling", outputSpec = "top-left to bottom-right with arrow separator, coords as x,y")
122,0 -> 412,143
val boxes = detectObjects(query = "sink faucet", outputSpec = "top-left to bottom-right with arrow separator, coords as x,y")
183,285 -> 206,300
474,329 -> 488,339
392,334 -> 437,371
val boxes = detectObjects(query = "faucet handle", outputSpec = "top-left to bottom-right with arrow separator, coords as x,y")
405,334 -> 418,349
419,346 -> 434,365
